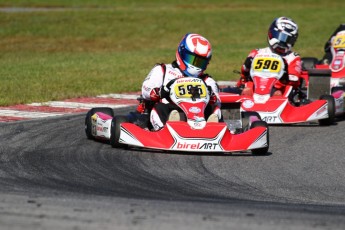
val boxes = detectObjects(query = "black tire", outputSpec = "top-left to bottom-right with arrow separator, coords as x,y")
301,57 -> 319,70
110,115 -> 129,148
318,95 -> 335,126
250,121 -> 269,155
331,87 -> 345,118
241,111 -> 262,132
85,107 -> 114,140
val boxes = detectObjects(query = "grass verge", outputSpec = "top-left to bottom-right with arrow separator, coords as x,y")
0,0 -> 344,105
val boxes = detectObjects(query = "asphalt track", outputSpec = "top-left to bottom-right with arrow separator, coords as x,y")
0,107 -> 345,230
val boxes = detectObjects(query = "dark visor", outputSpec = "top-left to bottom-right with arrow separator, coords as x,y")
181,50 -> 210,70
271,29 -> 297,44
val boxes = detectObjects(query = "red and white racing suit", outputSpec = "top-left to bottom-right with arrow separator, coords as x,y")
142,62 -> 221,130
238,47 -> 302,94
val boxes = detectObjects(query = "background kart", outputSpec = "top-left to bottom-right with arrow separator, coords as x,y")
85,77 -> 269,155
221,53 -> 335,125
301,24 -> 345,118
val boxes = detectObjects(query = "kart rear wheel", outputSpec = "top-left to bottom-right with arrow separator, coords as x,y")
241,111 -> 261,132
110,115 -> 128,148
85,107 -> 114,140
318,95 -> 335,126
250,121 -> 269,155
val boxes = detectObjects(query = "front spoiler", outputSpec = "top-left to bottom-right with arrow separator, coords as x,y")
119,122 -> 268,153
220,93 -> 330,124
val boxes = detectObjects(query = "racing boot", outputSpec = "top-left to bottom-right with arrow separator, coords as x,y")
150,109 -> 164,131
299,98 -> 312,105
168,110 -> 180,121
293,89 -> 311,106
207,113 -> 219,123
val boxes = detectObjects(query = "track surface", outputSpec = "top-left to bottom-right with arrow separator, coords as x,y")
0,107 -> 345,230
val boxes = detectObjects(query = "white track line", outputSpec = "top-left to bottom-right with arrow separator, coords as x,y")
0,109 -> 63,118
0,82 -> 235,121
28,101 -> 134,109
97,94 -> 139,99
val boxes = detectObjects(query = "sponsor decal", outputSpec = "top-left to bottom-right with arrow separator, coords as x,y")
192,122 -> 203,128
168,70 -> 179,77
97,126 -> 108,132
189,106 -> 201,113
91,114 -> 98,122
168,124 -> 226,152
176,78 -> 202,83
243,99 -> 254,109
91,114 -> 98,136
257,95 -> 266,101
193,116 -> 204,122
143,86 -> 150,91
316,105 -> 327,116
259,78 -> 269,88
176,142 -> 219,150
262,116 -> 279,122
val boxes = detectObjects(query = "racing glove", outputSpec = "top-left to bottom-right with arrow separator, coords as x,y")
206,86 -> 217,104
160,79 -> 176,100
159,85 -> 170,100
236,57 -> 253,87
209,93 -> 217,104
136,103 -> 145,113
236,73 -> 249,88
149,88 -> 161,102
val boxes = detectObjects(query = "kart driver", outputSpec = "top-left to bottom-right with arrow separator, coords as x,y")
224,17 -> 303,99
136,33 -> 221,131
322,27 -> 345,65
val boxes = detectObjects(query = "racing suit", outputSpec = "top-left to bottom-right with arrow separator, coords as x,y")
237,47 -> 303,95
141,61 -> 221,131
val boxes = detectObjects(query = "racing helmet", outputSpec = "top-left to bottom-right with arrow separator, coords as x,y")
268,17 -> 299,55
176,33 -> 212,76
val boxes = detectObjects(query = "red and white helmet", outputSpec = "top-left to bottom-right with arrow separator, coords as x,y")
268,17 -> 299,55
176,33 -> 212,76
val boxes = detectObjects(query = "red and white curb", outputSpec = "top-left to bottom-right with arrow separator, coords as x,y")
0,82 -> 234,122
0,93 -> 140,122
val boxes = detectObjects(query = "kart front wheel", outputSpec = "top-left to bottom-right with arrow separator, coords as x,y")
318,95 -> 335,126
241,111 -> 261,132
110,115 -> 128,148
85,107 -> 114,140
250,121 -> 269,156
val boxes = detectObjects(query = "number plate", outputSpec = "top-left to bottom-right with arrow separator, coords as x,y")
333,34 -> 345,49
252,57 -> 282,73
173,78 -> 207,98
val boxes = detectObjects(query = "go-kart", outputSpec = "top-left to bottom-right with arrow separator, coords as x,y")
220,53 -> 335,125
301,23 -> 345,117
85,77 -> 269,155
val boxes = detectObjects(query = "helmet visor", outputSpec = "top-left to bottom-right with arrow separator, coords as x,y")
181,50 -> 210,70
271,30 -> 297,45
